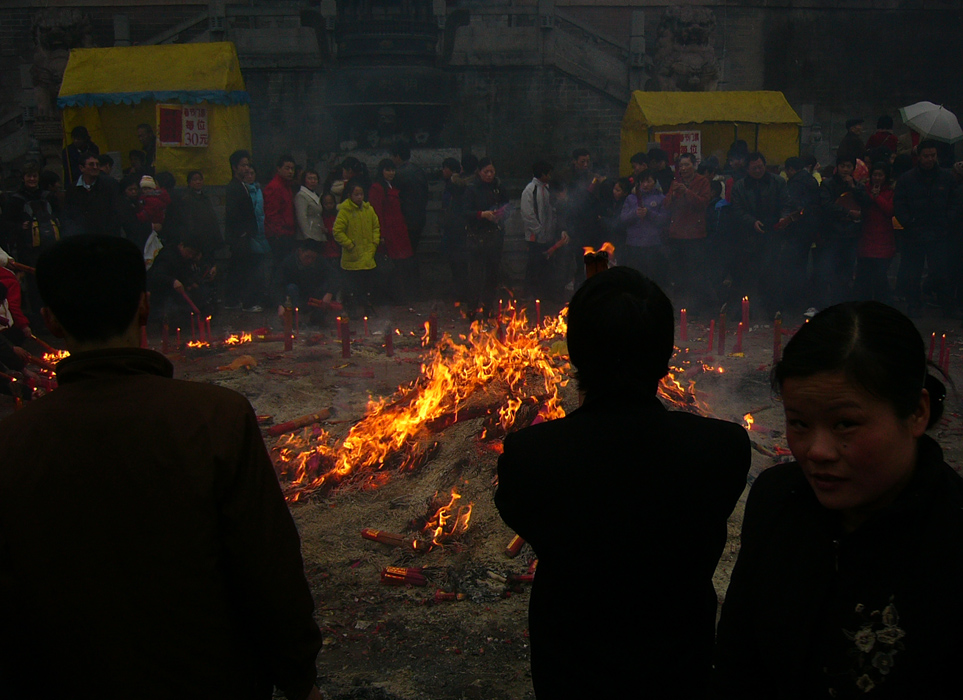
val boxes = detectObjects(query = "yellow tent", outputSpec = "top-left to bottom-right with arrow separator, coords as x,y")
58,42 -> 251,184
620,91 -> 802,175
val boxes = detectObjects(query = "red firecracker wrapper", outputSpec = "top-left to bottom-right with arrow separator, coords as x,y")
380,566 -> 427,587
505,534 -> 525,558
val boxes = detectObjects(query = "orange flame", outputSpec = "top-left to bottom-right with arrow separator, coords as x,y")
224,332 -> 253,346
42,349 -> 70,364
186,340 -> 210,348
744,413 -> 754,431
423,489 -> 473,547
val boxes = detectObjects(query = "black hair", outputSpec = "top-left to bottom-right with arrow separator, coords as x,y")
390,141 -> 411,162
571,147 -> 590,160
709,179 -> 723,198
866,146 -> 894,167
461,154 -> 479,174
677,152 -> 697,165
301,169 -> 319,185
97,154 -> 114,167
187,170 -> 203,183
276,154 -> 296,169
36,235 -> 146,343
918,139 -> 940,153
836,153 -> 857,167
892,154 -> 913,180
155,172 -> 175,190
341,157 -> 363,175
477,156 -> 494,171
803,154 -> 818,169
71,126 -> 90,139
22,162 -> 40,176
785,156 -> 805,171
747,151 -> 767,165
442,157 -> 461,173
39,170 -> 60,191
647,148 -> 668,163
877,115 -> 894,130
374,158 -> 397,186
229,149 -> 251,172
728,140 -> 749,158
638,170 -> 656,183
532,160 -> 553,179
119,174 -> 140,192
567,266 -> 674,397
129,150 -> 146,164
773,301 -> 945,429
630,152 -> 648,166
613,177 -> 632,195
869,160 -> 891,181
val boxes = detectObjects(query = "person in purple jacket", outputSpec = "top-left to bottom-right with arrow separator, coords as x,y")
620,171 -> 670,287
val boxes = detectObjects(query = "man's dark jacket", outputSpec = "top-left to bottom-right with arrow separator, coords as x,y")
0,349 -> 322,699
224,176 -> 258,258
495,393 -> 750,698
819,174 -> 871,240
893,165 -> 960,241
785,169 -> 821,241
714,436 -> 963,700
836,131 -> 866,164
730,172 -> 790,236
394,161 -> 429,233
64,174 -> 119,237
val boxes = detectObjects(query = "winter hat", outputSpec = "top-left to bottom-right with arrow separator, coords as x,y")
139,176 -> 157,190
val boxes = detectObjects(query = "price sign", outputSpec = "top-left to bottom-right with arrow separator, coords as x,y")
156,104 -> 210,148
654,130 -> 702,164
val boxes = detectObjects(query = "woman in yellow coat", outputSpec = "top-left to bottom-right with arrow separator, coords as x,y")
332,183 -> 380,314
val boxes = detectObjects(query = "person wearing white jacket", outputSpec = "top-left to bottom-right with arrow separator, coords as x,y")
294,170 -> 326,243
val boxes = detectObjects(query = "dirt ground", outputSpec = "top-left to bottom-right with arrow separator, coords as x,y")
8,299 -> 963,700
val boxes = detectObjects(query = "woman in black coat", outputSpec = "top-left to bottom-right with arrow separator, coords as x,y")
463,157 -> 508,317
714,301 -> 962,699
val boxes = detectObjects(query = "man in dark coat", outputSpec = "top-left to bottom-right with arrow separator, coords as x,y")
0,235 -> 323,699
390,141 -> 429,252
729,152 -> 790,315
837,118 -> 866,164
224,149 -> 258,309
893,139 -> 961,317
495,267 -> 751,699
63,153 -> 119,237
61,125 -> 100,185
782,156 -> 822,312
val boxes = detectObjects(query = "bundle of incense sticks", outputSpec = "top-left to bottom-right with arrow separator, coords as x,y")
361,528 -> 416,549
380,566 -> 427,587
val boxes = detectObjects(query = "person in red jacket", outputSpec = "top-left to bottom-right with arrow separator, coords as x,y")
368,159 -> 414,304
0,266 -> 32,375
263,154 -> 298,273
855,161 -> 896,302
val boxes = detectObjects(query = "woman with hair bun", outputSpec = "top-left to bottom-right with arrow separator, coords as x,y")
715,301 -> 961,699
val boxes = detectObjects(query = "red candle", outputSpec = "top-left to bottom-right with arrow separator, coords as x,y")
735,322 -> 744,353
205,316 -> 212,343
340,317 -> 351,358
928,332 -> 936,361
176,327 -> 181,347
363,315 -> 369,337
295,307 -> 299,338
707,320 -> 715,354
386,328 -> 394,357
535,299 -> 542,328
190,313 -> 196,342
938,334 -> 946,368
718,313 -> 727,355
680,309 -> 688,342
742,296 -> 749,327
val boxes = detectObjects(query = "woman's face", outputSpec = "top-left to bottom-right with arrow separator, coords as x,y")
479,164 -> 495,183
125,183 -> 140,200
613,183 -> 625,200
871,169 -> 886,187
189,173 -> 204,192
304,173 -> 319,190
322,194 -> 336,210
782,371 -> 929,530
639,177 -> 656,193
383,167 -> 396,182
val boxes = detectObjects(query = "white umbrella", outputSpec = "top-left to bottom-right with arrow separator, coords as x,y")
899,101 -> 963,144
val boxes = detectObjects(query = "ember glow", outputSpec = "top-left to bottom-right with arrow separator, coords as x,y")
42,350 -> 70,364
186,340 -> 210,349
224,332 -> 253,346
744,413 -> 754,431
274,306 -> 570,501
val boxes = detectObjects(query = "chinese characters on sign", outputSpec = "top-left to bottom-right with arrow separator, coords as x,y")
156,104 -> 210,148
654,130 -> 702,165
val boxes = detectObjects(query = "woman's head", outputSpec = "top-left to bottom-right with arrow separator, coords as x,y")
870,161 -> 890,188
567,266 -> 674,399
301,169 -> 320,190
377,158 -> 397,184
187,170 -> 204,191
612,177 -> 632,201
637,171 -> 656,193
120,175 -> 140,200
773,302 -> 942,529
478,157 -> 495,183
321,192 -> 337,210
349,184 -> 365,205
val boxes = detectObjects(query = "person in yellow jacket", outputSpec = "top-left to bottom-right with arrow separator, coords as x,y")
332,183 -> 380,314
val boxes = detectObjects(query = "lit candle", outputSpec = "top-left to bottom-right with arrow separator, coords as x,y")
176,327 -> 181,347
295,307 -> 299,338
717,312 -> 726,356
735,321 -> 744,353
190,313 -> 196,342
364,316 -> 369,337
939,334 -> 946,368
340,317 -> 351,359
680,309 -> 688,343
928,332 -> 936,362
742,296 -> 749,327
707,319 -> 715,354
205,316 -> 212,343
535,299 -> 542,328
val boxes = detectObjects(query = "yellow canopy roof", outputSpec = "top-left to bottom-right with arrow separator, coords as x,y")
59,42 -> 247,106
623,91 -> 802,128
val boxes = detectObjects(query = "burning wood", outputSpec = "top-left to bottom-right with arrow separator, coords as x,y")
224,332 -> 253,346
583,242 -> 615,278
413,490 -> 473,548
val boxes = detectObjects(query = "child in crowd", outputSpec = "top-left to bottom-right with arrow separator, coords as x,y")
332,184 -> 379,316
136,176 -> 171,232
619,171 -> 669,288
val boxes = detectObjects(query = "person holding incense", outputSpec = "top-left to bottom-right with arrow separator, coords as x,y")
495,266 -> 751,699
714,301 -> 960,699
0,235 -> 323,699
